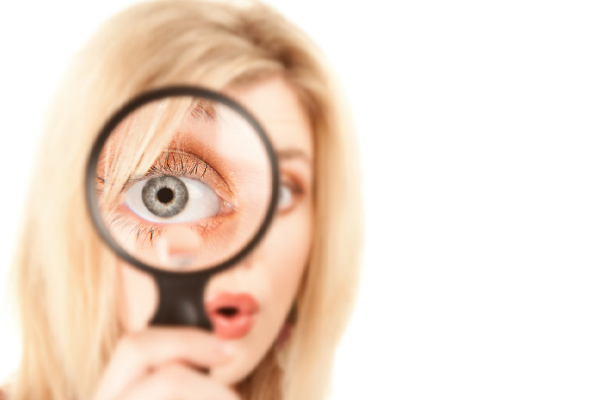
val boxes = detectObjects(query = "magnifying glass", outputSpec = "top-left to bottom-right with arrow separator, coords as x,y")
85,86 -> 279,330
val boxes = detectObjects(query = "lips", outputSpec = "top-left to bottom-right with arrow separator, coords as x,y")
206,293 -> 259,339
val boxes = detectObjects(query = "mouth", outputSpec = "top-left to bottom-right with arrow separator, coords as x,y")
206,293 -> 259,340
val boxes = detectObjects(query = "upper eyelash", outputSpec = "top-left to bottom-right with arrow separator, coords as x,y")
148,151 -> 209,178
124,151 -> 211,187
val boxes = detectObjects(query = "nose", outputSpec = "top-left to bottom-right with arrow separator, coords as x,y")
155,225 -> 202,271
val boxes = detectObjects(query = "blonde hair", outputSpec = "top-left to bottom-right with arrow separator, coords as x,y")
7,0 -> 362,399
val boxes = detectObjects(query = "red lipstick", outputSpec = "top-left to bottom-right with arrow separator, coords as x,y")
206,293 -> 259,339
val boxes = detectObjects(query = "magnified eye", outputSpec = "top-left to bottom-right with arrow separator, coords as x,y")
125,176 -> 220,223
92,94 -> 276,275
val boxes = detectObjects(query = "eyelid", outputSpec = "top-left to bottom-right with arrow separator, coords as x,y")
126,150 -> 234,204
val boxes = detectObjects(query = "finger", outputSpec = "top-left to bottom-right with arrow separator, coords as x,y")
94,328 -> 234,400
118,363 -> 240,400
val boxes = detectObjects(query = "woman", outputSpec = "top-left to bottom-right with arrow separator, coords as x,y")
4,0 -> 361,399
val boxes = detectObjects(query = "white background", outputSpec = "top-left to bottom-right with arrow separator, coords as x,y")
1,1 -> 600,399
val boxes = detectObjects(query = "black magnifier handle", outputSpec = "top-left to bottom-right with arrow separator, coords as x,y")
149,274 -> 213,330
150,274 -> 214,375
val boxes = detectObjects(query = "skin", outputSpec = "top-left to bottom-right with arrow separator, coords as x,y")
93,75 -> 314,399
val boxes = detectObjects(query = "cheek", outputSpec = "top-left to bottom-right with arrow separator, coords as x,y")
264,210 -> 312,303
254,203 -> 314,350
207,201 -> 313,384
118,261 -> 158,332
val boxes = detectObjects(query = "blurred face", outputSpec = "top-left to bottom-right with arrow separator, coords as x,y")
117,75 -> 314,384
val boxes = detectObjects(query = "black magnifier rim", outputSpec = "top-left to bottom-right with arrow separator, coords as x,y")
85,86 -> 280,280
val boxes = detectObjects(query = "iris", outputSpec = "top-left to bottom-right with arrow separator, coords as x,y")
141,176 -> 189,218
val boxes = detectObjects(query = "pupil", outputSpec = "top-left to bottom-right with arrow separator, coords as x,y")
157,187 -> 174,204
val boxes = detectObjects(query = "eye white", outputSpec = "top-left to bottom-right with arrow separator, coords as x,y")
278,184 -> 293,211
125,177 -> 220,223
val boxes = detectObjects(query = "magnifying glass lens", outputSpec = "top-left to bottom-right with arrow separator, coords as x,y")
95,96 -> 272,272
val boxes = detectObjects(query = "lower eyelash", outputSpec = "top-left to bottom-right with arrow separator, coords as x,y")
129,221 -> 213,248
108,214 -> 158,247
134,224 -> 158,245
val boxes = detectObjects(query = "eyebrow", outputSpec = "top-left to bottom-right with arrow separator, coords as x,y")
277,149 -> 312,164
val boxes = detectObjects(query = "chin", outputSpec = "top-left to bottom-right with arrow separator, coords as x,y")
209,348 -> 260,385
209,328 -> 280,386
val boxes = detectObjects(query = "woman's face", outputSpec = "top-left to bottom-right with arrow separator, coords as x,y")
117,75 -> 314,384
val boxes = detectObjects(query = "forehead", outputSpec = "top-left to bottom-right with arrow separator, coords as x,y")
223,76 -> 314,160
